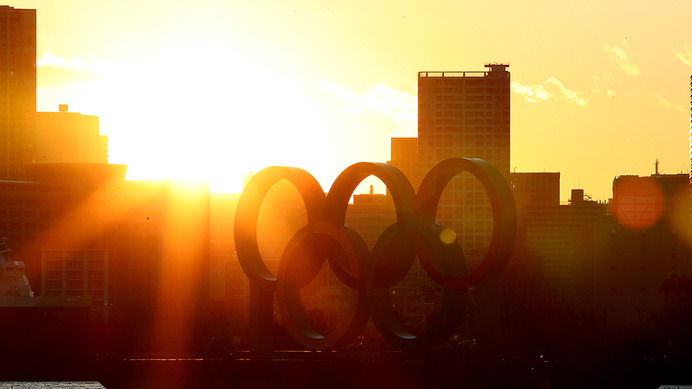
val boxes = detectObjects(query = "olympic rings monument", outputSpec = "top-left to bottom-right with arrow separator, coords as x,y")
235,158 -> 517,353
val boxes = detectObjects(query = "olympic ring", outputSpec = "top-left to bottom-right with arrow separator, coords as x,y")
234,158 -> 517,351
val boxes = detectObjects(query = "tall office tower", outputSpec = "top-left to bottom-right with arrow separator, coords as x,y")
417,64 -> 510,254
0,6 -> 36,179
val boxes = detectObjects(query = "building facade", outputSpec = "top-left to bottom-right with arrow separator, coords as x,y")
388,137 -> 418,189
41,248 -> 109,320
35,106 -> 108,164
0,164 -> 211,353
0,6 -> 36,179
417,64 -> 510,254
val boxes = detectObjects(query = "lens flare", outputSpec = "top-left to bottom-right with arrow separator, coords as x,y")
439,228 -> 457,245
612,176 -> 664,230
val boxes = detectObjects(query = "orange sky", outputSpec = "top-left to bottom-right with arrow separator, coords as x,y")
11,0 -> 692,200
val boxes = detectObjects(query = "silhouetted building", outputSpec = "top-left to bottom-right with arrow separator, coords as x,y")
41,248 -> 110,320
0,6 -> 36,179
418,64 -> 510,254
348,190 -> 433,326
510,172 -> 560,218
612,173 -> 688,230
388,137 -> 418,188
210,193 -> 239,304
576,173 -> 691,330
35,105 -> 108,164
0,164 -> 210,353
577,219 -> 687,330
509,188 -> 606,310
210,192 -> 248,346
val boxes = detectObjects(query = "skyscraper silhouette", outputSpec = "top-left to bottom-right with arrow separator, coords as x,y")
0,6 -> 36,179
417,64 -> 510,254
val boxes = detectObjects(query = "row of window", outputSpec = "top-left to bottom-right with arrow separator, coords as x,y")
44,280 -> 105,289
43,290 -> 106,299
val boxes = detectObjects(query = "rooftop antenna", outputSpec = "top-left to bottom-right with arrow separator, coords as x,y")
655,159 -> 659,175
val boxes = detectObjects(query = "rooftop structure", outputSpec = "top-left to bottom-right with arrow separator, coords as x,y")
35,105 -> 108,164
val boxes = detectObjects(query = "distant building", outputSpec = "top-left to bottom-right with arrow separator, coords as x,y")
0,164 -> 210,352
0,6 -> 36,179
576,173 -> 691,330
41,248 -> 110,320
508,188 -> 607,311
0,8 -> 106,177
35,106 -> 108,164
348,190 -> 432,326
577,219 -> 687,330
210,192 -> 249,340
388,137 -> 418,188
417,64 -> 510,254
611,173 -> 688,231
510,172 -> 561,217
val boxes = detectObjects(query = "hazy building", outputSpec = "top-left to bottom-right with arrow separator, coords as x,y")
41,248 -> 110,320
509,189 -> 606,310
0,163 -> 210,353
388,137 -> 418,188
611,173 -> 688,231
210,192 -> 249,343
348,190 -> 433,326
0,6 -> 36,179
35,105 -> 108,164
577,219 -> 687,330
417,64 -> 510,254
510,172 -> 561,211
573,173 -> 691,329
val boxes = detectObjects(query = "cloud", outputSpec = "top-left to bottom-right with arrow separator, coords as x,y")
546,77 -> 586,106
654,93 -> 671,108
512,78 -> 586,107
602,43 -> 641,75
677,46 -> 692,66
321,82 -> 417,136
511,82 -> 550,103
654,93 -> 687,112
37,51 -> 110,75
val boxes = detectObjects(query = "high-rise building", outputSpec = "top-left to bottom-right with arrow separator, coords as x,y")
417,64 -> 510,253
0,6 -> 36,179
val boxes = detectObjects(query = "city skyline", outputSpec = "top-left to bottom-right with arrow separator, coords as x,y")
0,4 -> 691,384
8,0 -> 692,200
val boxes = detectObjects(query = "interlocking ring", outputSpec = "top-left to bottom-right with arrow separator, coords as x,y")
234,158 -> 517,351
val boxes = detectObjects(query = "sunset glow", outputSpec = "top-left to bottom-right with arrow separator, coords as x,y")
2,1 -> 692,382
14,0 -> 692,199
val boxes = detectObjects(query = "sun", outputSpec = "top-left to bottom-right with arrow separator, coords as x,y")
74,39 -> 333,194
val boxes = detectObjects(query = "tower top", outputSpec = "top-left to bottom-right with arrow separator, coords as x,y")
485,63 -> 509,72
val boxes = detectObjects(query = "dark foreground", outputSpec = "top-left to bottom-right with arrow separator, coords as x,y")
0,352 -> 691,389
